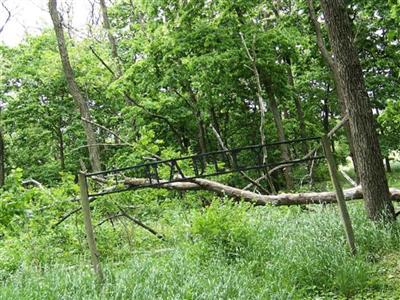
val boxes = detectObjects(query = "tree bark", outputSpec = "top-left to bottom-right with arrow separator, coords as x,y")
320,0 -> 396,221
307,0 -> 360,184
49,0 -> 102,172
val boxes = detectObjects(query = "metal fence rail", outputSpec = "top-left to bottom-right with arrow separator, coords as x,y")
85,136 -> 323,197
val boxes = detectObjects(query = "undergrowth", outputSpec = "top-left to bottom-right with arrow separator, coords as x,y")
1,195 -> 400,299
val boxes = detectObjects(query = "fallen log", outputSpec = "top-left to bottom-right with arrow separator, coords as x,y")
120,177 -> 400,206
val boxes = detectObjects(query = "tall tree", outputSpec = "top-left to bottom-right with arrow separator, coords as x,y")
48,0 -> 102,172
307,0 -> 360,183
320,0 -> 395,220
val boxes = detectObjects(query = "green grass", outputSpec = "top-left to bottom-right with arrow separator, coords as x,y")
1,200 -> 400,300
1,162 -> 400,299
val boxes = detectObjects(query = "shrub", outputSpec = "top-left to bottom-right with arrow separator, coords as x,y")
190,199 -> 256,260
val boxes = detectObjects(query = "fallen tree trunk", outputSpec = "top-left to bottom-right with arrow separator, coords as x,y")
119,177 -> 400,206
56,177 -> 400,226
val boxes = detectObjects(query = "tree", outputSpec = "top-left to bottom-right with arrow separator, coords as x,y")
307,0 -> 360,183
48,0 -> 102,172
320,0 -> 396,220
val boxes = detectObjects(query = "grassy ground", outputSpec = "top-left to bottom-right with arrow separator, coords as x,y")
1,165 -> 400,299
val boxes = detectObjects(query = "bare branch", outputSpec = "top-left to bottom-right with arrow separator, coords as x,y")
81,117 -> 128,144
70,143 -> 132,152
53,206 -> 81,227
89,46 -> 116,77
0,1 -> 11,34
96,212 -> 124,227
116,204 -> 165,241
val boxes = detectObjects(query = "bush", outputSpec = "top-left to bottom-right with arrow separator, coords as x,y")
190,199 -> 256,260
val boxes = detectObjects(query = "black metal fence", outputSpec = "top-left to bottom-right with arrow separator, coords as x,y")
84,136 -> 324,197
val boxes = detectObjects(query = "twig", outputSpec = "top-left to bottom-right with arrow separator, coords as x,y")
116,204 -> 165,241
70,143 -> 131,152
0,1 -> 11,34
96,212 -> 124,227
89,45 -> 116,77
81,117 -> 128,144
53,206 -> 81,228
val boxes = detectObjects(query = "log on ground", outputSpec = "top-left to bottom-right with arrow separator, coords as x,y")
121,177 -> 400,206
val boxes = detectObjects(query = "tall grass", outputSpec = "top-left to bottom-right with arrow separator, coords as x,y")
1,200 -> 399,299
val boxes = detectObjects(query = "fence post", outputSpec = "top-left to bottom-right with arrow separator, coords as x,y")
321,135 -> 356,255
78,172 -> 104,282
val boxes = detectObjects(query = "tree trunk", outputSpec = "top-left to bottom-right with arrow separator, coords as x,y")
210,105 -> 223,148
266,86 -> 293,190
320,0 -> 395,221
57,121 -> 65,170
114,177 -> 400,207
99,0 -> 122,77
49,0 -> 102,172
307,0 -> 359,184
286,57 -> 308,155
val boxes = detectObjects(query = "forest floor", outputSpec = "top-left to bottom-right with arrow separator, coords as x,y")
1,166 -> 400,299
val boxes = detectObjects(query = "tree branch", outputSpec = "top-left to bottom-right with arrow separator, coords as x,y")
89,46 -> 115,77
81,117 -> 128,144
0,1 -> 11,34
70,143 -> 131,152
306,0 -> 335,70
116,204 -> 165,241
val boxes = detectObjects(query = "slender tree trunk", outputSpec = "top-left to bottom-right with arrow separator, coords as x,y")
320,0 -> 395,221
286,57 -> 308,155
99,0 -> 122,77
197,118 -> 208,155
57,122 -> 65,170
49,0 -> 102,172
266,86 -> 293,190
210,105 -> 223,148
332,70 -> 359,179
240,34 -> 276,193
186,87 -> 208,155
